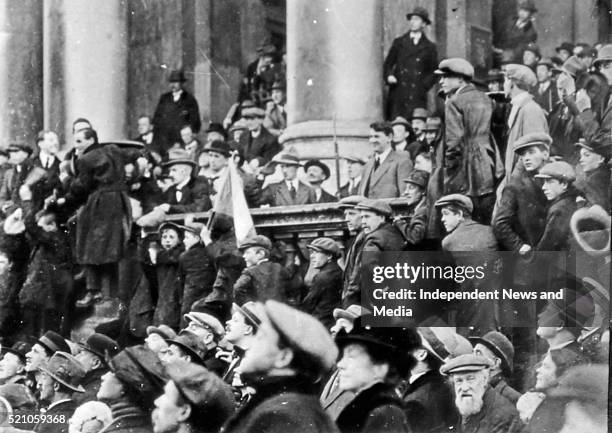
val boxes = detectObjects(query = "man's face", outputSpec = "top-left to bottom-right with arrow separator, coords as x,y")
225,311 -> 252,345
441,208 -> 462,233
541,178 -> 566,201
579,148 -> 604,173
558,49 -> 571,62
520,146 -> 548,172
238,312 -> 286,375
281,164 -> 298,181
152,381 -> 187,433
74,130 -> 93,154
414,154 -> 432,172
161,229 -> 181,251
535,353 -> 557,389
403,183 -> 424,205
138,117 -> 153,135
242,246 -> 261,267
344,209 -> 362,232
244,116 -> 263,132
169,164 -> 191,185
25,343 -> 49,372
169,81 -> 182,92
337,343 -> 383,393
9,150 -> 29,165
424,130 -> 438,145
231,129 -> 245,142
598,62 -> 612,84
145,333 -> 169,355
392,124 -> 408,142
0,353 -> 24,380
75,350 -> 99,373
330,317 -> 354,338
180,127 -> 194,145
97,371 -> 125,401
309,250 -> 331,270
271,89 -> 285,105
42,132 -> 60,155
452,370 -> 488,417
206,131 -> 225,144
523,50 -> 538,67
184,322 -> 215,343
306,165 -> 326,185
37,371 -> 55,403
346,161 -> 364,180
207,151 -> 227,172
360,210 -> 385,233
503,77 -> 514,97
411,119 -> 426,136
439,75 -> 463,94
0,253 -> 9,275
159,344 -> 189,365
536,65 -> 551,83
369,129 -> 392,154
408,15 -> 425,32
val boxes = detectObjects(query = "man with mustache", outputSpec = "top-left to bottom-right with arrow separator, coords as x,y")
441,354 -> 518,433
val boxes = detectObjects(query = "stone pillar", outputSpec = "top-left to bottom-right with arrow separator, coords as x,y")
282,0 -> 383,192
0,1 -> 43,146
44,0 -> 128,145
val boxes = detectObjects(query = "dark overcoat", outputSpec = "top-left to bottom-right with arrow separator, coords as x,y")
341,230 -> 366,308
575,164 -> 610,210
153,244 -> 184,330
233,260 -> 290,305
536,187 -> 580,251
33,399 -> 77,433
152,90 -> 201,145
301,261 -> 343,328
237,126 -> 281,166
179,242 -> 216,323
162,177 -> 212,214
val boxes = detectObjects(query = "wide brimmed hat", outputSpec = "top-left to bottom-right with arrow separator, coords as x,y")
204,139 -> 231,157
406,6 -> 431,24
594,44 -> 612,67
166,333 -> 208,367
162,148 -> 198,170
304,159 -> 331,180
39,352 -> 86,393
77,333 -> 120,361
338,195 -> 366,209
168,70 -> 187,82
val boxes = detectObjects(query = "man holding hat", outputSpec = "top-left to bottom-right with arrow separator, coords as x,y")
35,352 -> 86,433
304,159 -> 336,203
222,300 -> 338,433
338,155 -> 366,198
575,132 -> 611,209
156,149 -> 212,214
153,69 -> 201,146
393,169 -> 430,249
301,237 -> 343,328
433,58 -> 503,225
152,360 -> 235,433
441,354 -> 517,433
0,342 -> 30,386
383,6 -> 437,120
237,104 -> 281,170
259,152 -> 316,206
233,234 -> 291,305
74,333 -> 120,405
264,81 -> 287,137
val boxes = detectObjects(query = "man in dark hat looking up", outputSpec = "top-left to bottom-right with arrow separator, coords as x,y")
26,331 -> 71,375
384,6 -> 437,120
0,342 -> 30,386
74,333 -> 120,405
304,159 -> 336,203
153,69 -> 201,146
221,302 -> 261,385
152,360 -> 235,433
222,300 -> 338,433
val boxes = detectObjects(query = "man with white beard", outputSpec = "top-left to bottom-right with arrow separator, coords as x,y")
440,354 -> 518,433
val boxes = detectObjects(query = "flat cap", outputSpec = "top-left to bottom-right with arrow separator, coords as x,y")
594,44 -> 612,66
204,139 -> 231,157
418,327 -> 473,361
440,353 -> 493,375
411,108 -> 430,120
262,300 -> 339,373
338,195 -> 366,209
434,194 -> 474,214
166,360 -> 235,426
107,345 -> 167,397
184,310 -> 226,338
513,132 -> 552,153
39,352 -> 86,393
354,198 -> 393,216
304,159 -> 331,180
307,237 -> 341,258
390,116 -> 410,127
232,302 -> 262,329
146,324 -> 177,340
78,333 -> 120,360
38,330 -> 71,355
403,169 -> 429,189
470,331 -> 514,373
333,305 -> 369,321
504,64 -> 537,88
238,234 -> 272,251
241,106 -> 265,118
342,154 -> 367,165
423,117 -> 442,131
435,58 -> 475,80
1,341 -> 31,363
271,152 -> 302,166
535,161 -> 576,182
158,222 -> 185,239
547,364 -> 608,407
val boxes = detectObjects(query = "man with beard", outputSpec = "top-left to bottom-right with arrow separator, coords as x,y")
152,360 -> 235,433
74,333 -> 120,405
441,354 -> 518,433
304,160 -> 336,203
0,342 -> 30,386
393,169 -> 429,249
35,352 -> 85,433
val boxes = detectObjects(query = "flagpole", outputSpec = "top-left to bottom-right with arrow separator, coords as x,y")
333,113 -> 341,193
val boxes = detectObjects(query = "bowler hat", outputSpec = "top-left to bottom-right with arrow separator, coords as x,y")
186,299 -> 228,337
504,63 -> 538,88
271,152 -> 302,166
337,195 -> 366,209
238,234 -> 272,251
535,161 -> 576,182
518,0 -> 537,12
162,148 -> 197,170
307,237 -> 341,259
7,143 -> 33,155
146,324 -> 177,340
78,333 -> 120,361
1,342 -> 31,363
411,108 -> 430,120
406,6 -> 431,24
37,331 -> 71,355
469,331 -> 514,373
355,198 -> 393,217
204,139 -> 231,157
440,353 -> 492,375
205,122 -> 228,139
168,70 -> 187,82
523,43 -> 541,58
304,159 -> 331,180
403,169 -> 429,189
513,132 -> 552,153
391,116 -> 410,128
594,44 -> 612,67
556,42 -> 574,54
423,117 -> 442,131
271,81 -> 286,91
39,352 -> 86,393
107,345 -> 167,398
166,333 -> 208,366
435,58 -> 475,80
434,193 -> 474,214
232,302 -> 262,329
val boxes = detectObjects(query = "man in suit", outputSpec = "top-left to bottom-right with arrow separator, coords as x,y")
338,154 -> 366,198
384,7 -> 438,120
359,121 -> 413,199
406,108 -> 430,160
32,131 -> 61,210
493,0 -> 538,64
263,80 -> 287,136
534,58 -> 559,116
304,159 -> 336,203
0,143 -> 35,213
156,150 -> 212,214
259,153 -> 315,207
74,333 -> 120,405
390,116 -> 411,153
153,70 -> 201,147
134,115 -> 167,161
237,106 -> 281,170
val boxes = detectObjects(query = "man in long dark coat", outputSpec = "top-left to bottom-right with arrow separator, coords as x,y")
384,7 -> 437,120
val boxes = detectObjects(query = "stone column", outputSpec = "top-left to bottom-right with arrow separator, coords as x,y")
0,1 -> 43,146
44,0 -> 128,145
282,0 -> 383,192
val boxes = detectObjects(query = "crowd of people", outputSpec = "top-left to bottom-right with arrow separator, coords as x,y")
0,1 -> 609,432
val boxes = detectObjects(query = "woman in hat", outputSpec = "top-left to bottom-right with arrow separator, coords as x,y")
334,317 -> 420,433
574,131 -> 610,210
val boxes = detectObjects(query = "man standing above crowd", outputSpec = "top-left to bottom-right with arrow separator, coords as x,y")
493,0 -> 538,64
384,7 -> 437,120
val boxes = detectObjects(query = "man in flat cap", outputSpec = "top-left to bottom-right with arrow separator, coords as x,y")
0,143 -> 35,214
74,333 -> 120,405
393,169 -> 430,249
35,352 -> 86,433
441,354 -> 518,433
574,131 -> 611,209
431,58 -> 503,226
301,238 -> 343,328
493,0 -> 538,65
221,302 -> 261,385
359,121 -> 413,199
153,70 -> 201,146
384,6 -> 437,120
222,300 -> 338,433
0,342 -> 30,386
237,105 -> 281,171
258,152 -> 316,207
338,156 -> 366,199
152,360 -> 235,433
